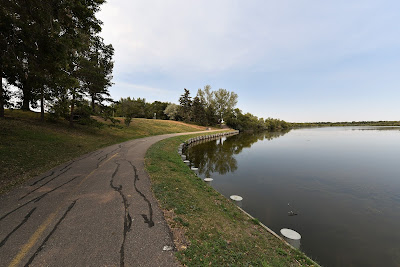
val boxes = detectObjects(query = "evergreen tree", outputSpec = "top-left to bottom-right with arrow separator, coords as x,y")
179,88 -> 192,122
192,96 -> 207,125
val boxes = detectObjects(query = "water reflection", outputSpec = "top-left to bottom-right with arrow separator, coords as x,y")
186,127 -> 400,267
186,130 -> 290,177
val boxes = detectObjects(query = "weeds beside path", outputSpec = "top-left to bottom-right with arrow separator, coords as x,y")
145,134 -> 319,266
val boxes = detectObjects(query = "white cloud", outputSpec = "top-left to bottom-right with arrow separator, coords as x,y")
110,81 -> 173,102
98,0 -> 398,75
97,0 -> 400,122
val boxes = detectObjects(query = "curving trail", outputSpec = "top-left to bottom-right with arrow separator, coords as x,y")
0,130 -> 221,267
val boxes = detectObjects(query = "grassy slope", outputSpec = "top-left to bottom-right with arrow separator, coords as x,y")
146,135 -> 319,267
0,110 -> 206,194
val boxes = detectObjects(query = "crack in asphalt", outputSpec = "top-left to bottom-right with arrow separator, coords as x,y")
24,200 -> 78,267
129,161 -> 154,228
29,171 -> 55,187
28,148 -> 101,187
97,147 -> 121,169
20,167 -> 72,201
0,176 -> 79,221
91,150 -> 104,157
58,161 -> 74,172
0,207 -> 37,248
110,162 -> 132,267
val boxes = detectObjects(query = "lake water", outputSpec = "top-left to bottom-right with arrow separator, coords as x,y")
185,127 -> 400,267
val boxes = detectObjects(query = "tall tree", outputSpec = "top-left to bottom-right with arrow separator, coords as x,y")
1,0 -> 106,120
197,85 -> 218,125
179,88 -> 192,122
78,36 -> 114,113
150,101 -> 169,120
192,96 -> 207,125
0,0 -> 22,117
164,103 -> 179,120
214,88 -> 238,125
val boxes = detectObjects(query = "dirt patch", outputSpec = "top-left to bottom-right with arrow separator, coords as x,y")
163,209 -> 190,251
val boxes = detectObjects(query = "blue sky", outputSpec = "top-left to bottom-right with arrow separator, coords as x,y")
97,0 -> 400,122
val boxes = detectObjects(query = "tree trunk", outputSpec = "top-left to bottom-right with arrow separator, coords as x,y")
0,74 -> 4,118
91,93 -> 95,113
21,79 -> 31,111
40,87 -> 44,121
69,90 -> 75,127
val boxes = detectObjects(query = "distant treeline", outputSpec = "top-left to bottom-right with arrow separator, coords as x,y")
114,85 -> 289,131
292,121 -> 400,127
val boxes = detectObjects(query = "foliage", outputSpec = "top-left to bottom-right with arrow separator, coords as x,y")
114,97 -> 170,123
124,115 -> 133,127
225,108 -> 289,132
191,96 -> 207,125
197,85 -> 218,125
164,103 -> 180,120
175,86 -> 288,131
76,35 -> 114,113
0,0 -> 113,122
151,101 -> 169,120
214,88 -> 238,125
179,88 -> 192,122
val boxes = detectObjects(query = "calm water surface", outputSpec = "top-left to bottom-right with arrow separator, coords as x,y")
185,127 -> 400,267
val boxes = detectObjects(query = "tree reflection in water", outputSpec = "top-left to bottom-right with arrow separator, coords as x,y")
186,130 -> 290,177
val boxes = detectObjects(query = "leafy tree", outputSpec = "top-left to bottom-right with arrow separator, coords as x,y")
114,97 -> 151,125
214,88 -> 238,125
164,103 -> 179,120
0,0 -> 21,117
150,101 -> 169,120
1,0 -> 107,121
179,88 -> 192,122
192,96 -> 207,125
78,36 -> 114,113
197,85 -> 218,125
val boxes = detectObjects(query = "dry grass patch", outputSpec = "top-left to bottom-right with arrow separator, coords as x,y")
0,110 -> 205,194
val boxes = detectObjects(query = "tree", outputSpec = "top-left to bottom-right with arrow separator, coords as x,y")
1,0 -> 107,121
197,85 -> 218,125
0,0 -> 19,117
78,36 -> 114,113
0,82 -> 14,117
214,88 -> 238,125
192,96 -> 207,125
150,101 -> 169,120
164,103 -> 179,120
179,88 -> 192,122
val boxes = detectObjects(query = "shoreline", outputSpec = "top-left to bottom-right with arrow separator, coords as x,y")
145,132 -> 319,266
179,131 -> 318,260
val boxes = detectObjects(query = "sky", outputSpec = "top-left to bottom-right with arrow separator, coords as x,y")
97,0 -> 400,123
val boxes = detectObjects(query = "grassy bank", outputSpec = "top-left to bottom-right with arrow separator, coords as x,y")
0,109 -> 206,194
145,135 -> 318,266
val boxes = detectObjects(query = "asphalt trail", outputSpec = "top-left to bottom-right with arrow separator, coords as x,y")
0,130 -> 220,266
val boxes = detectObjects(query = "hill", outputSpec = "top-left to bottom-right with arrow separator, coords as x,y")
0,110 -> 207,194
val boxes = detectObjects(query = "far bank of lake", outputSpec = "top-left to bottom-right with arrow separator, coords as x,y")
185,127 -> 400,267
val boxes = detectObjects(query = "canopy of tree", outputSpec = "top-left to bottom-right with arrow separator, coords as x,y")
0,0 -> 114,124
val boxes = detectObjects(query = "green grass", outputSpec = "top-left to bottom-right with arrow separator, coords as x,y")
0,109 -> 207,194
145,135 -> 319,266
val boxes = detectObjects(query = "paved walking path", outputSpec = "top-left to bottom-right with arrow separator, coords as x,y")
0,130 -> 219,267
